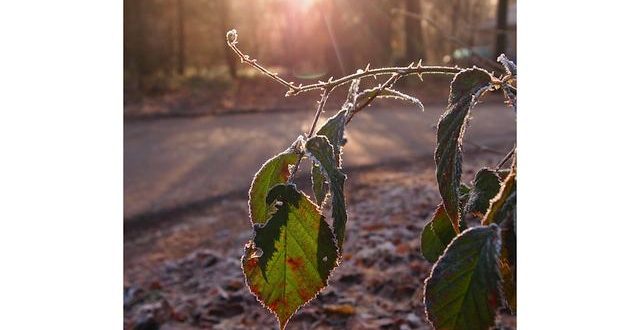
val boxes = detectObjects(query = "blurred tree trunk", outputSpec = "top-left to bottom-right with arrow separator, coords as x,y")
450,0 -> 460,58
217,0 -> 237,79
124,0 -> 147,90
467,0 -> 478,47
404,0 -> 424,63
164,0 -> 175,76
495,0 -> 508,58
363,0 -> 392,66
176,0 -> 185,75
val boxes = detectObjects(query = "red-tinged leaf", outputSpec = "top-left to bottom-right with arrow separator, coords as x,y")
242,184 -> 338,329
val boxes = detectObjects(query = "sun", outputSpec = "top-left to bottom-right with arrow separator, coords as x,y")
299,0 -> 316,10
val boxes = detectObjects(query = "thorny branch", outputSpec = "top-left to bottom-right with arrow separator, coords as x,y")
226,29 -> 516,180
288,87 -> 334,181
496,146 -> 516,169
346,74 -> 401,124
226,29 -> 461,97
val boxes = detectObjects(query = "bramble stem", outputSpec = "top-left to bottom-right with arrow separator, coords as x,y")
226,29 -> 460,97
225,30 -> 293,91
346,74 -> 401,124
496,146 -> 516,169
288,87 -> 334,181
307,88 -> 332,136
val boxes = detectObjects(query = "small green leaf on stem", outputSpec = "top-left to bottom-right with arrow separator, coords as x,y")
249,149 -> 300,224
316,110 -> 347,166
311,161 -> 328,206
421,204 -> 456,263
305,136 -> 348,253
464,168 -> 502,217
435,68 -> 493,233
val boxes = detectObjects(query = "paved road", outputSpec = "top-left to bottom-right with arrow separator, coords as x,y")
124,103 -> 515,220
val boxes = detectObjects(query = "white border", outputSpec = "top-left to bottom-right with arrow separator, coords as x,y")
0,1 -> 122,329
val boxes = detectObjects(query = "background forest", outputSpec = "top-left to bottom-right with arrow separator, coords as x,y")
123,1 -> 518,328
124,0 -> 515,117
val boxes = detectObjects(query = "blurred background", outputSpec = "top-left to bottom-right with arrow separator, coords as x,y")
124,1 -> 516,329
124,0 -> 515,117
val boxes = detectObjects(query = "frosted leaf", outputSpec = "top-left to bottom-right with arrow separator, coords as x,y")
497,54 -> 517,76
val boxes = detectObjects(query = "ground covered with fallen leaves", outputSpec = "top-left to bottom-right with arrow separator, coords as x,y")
124,156 -> 516,329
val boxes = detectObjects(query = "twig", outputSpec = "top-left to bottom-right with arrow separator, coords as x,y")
225,29 -> 511,182
307,88 -> 332,136
226,29 -> 460,97
496,146 -> 516,169
346,74 -> 401,124
288,88 -> 334,181
225,30 -> 293,91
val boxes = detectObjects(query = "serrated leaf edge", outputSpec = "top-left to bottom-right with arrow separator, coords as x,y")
242,186 -> 340,330
436,67 -> 494,233
423,224 -> 504,330
247,147 -> 300,224
305,135 -> 349,253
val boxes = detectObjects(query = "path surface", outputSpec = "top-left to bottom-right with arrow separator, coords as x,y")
124,103 -> 515,220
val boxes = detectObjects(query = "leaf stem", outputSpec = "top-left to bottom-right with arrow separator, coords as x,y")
307,88 -> 332,136
496,146 -> 516,169
288,88 -> 334,182
346,74 -> 401,124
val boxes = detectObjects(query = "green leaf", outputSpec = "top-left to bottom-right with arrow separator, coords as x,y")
421,204 -> 456,263
249,149 -> 299,224
459,183 -> 471,199
305,136 -> 348,252
464,168 -> 502,217
482,164 -> 516,226
242,184 -> 338,330
311,161 -> 328,206
316,110 -> 347,166
484,164 -> 516,313
500,213 -> 517,313
435,68 -> 493,233
458,183 -> 472,231
424,224 -> 503,330
422,184 -> 471,257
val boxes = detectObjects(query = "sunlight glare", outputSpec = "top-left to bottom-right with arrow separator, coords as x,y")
299,0 -> 315,10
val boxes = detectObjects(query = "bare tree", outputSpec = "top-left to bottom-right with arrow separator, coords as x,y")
494,0 -> 508,58
404,0 -> 424,63
176,0 -> 186,75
